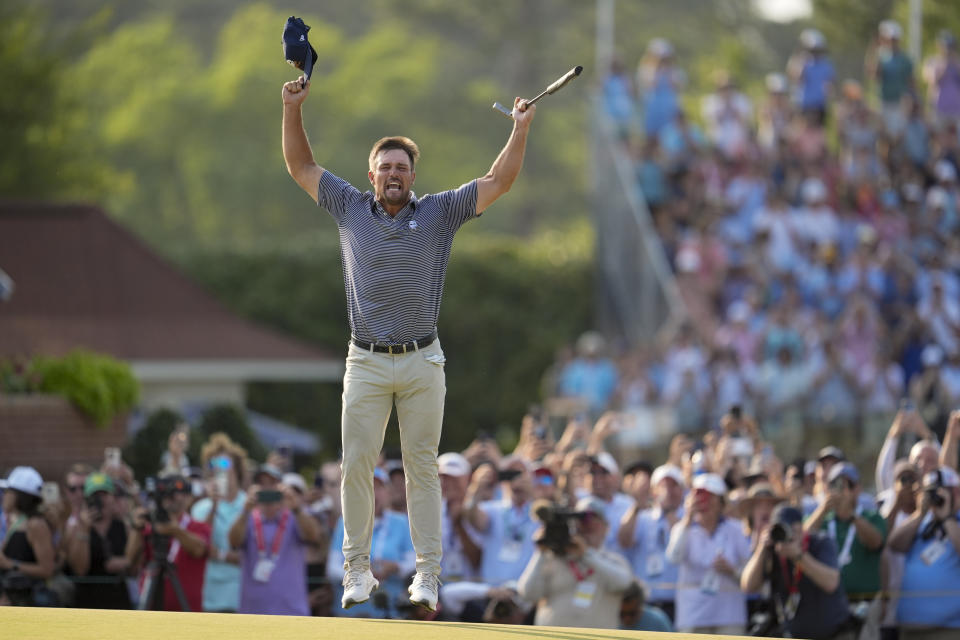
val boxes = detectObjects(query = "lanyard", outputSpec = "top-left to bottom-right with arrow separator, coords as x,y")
504,505 -> 526,542
777,534 -> 810,595
166,514 -> 191,563
252,509 -> 290,559
826,505 -> 862,563
568,559 -> 595,582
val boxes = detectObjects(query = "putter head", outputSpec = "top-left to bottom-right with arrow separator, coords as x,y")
491,102 -> 514,120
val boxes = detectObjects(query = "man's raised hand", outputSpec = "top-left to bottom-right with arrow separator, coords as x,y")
282,76 -> 310,106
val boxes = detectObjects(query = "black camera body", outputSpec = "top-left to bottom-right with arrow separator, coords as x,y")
770,522 -> 791,544
531,499 -> 580,556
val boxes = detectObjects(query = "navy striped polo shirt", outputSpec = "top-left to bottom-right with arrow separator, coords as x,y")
316,169 -> 478,344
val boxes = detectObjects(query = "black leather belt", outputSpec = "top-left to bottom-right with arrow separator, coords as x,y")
352,330 -> 438,354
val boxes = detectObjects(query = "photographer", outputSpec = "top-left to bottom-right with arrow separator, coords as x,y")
65,472 -> 132,609
804,463 -> 886,608
741,505 -> 850,639
517,496 -> 633,629
128,475 -> 211,612
0,467 -> 56,606
229,465 -> 321,615
888,466 -> 960,638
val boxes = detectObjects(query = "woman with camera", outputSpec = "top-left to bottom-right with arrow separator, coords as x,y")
0,467 -> 56,606
888,466 -> 960,640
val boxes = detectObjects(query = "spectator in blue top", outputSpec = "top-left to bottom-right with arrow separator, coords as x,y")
558,332 -> 619,417
463,457 -> 538,585
190,434 -> 247,612
788,29 -> 835,126
602,59 -> 636,143
619,580 -> 673,632
889,466 -> 960,639
327,467 -> 415,618
867,20 -> 915,138
638,38 -> 683,138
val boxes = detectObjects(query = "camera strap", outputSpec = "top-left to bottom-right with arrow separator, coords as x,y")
166,514 -> 192,563
252,509 -> 290,559
567,559 -> 594,582
827,505 -> 862,567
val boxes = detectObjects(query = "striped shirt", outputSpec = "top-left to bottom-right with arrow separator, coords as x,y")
317,170 -> 478,344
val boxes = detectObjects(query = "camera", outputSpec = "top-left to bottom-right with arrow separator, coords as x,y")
770,522 -> 791,544
531,499 -> 580,556
144,476 -> 188,524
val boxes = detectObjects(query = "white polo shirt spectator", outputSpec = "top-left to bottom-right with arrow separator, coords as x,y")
578,452 -> 636,552
666,473 -> 750,634
437,452 -> 480,582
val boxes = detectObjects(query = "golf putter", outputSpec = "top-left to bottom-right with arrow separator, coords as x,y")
492,65 -> 583,119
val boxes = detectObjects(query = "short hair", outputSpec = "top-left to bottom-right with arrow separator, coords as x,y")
201,432 -> 248,484
368,136 -> 420,171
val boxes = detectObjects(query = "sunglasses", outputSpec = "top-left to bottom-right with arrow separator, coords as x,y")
67,485 -> 84,493
896,474 -> 918,485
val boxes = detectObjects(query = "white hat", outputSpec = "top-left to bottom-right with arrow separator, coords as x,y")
282,472 -> 307,493
0,466 -> 44,497
647,38 -> 674,58
800,28 -> 826,50
727,300 -> 751,324
438,452 -> 471,477
692,473 -> 727,497
879,20 -> 903,40
765,73 -> 788,94
651,464 -> 685,487
590,452 -> 619,475
922,344 -> 945,368
801,177 -> 827,204
927,186 -> 949,210
935,160 -> 957,183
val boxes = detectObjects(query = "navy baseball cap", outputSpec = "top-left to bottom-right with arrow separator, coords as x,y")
282,16 -> 318,80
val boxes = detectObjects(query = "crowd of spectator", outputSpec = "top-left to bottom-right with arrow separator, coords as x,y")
592,23 -> 960,453
2,406 -> 960,639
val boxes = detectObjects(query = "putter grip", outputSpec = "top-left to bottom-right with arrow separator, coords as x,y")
545,65 -> 583,94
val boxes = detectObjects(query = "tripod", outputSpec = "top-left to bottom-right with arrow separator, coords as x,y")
137,533 -> 190,611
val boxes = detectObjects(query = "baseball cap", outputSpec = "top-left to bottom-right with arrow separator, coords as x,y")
282,16 -> 318,80
282,472 -> 307,493
827,462 -> 860,486
893,460 -> 919,481
590,452 -> 619,475
254,464 -> 284,483
879,20 -> 903,40
692,473 -> 727,497
438,452 -> 471,477
373,467 -> 389,484
0,466 -> 44,497
532,465 -> 555,485
84,472 -> 116,498
574,496 -> 608,522
817,446 -> 845,463
771,504 -> 803,527
650,464 -> 685,487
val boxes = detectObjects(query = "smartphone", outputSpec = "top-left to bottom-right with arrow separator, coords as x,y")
497,469 -> 522,483
256,489 -> 284,503
42,482 -> 61,504
105,446 -> 122,467
730,405 -> 742,420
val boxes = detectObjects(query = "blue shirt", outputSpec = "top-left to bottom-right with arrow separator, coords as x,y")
897,512 -> 960,628
191,491 -> 247,612
316,170 -> 478,344
623,506 -> 682,603
559,358 -> 619,413
798,57 -> 835,109
478,499 -> 538,585
328,511 -> 415,618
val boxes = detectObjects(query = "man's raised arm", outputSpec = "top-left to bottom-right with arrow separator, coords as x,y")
476,97 -> 536,214
282,75 -> 326,203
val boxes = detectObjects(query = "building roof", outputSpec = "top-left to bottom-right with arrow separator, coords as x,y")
0,201 -> 336,366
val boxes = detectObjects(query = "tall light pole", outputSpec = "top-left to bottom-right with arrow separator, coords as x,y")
908,0 -> 923,62
596,0 -> 615,76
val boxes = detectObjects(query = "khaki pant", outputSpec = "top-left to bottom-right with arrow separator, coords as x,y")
340,339 -> 446,576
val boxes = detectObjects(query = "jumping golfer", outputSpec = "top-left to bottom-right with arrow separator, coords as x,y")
281,73 -> 535,611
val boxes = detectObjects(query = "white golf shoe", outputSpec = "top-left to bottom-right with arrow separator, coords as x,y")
408,572 -> 440,611
341,568 -> 379,609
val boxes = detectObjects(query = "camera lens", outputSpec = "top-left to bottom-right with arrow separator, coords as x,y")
770,523 -> 788,543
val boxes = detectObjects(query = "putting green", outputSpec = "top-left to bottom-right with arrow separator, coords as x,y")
0,607 -> 753,639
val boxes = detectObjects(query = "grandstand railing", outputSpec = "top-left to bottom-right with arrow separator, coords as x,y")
589,98 -> 686,346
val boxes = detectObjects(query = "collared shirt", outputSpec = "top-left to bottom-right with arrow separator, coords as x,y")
898,511 -> 960,629
440,500 -> 480,582
625,505 -> 683,603
477,499 -> 538,585
316,170 -> 478,344
666,517 -> 751,630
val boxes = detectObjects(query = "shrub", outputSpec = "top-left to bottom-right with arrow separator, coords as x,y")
33,350 -> 139,427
